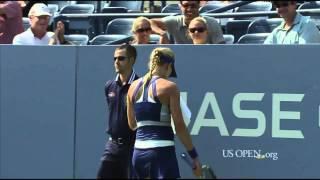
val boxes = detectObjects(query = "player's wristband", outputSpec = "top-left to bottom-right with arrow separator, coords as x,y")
188,147 -> 198,159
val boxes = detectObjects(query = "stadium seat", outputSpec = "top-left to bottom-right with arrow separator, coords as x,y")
225,20 -> 252,42
48,1 -> 75,11
161,4 -> 181,14
199,3 -> 232,14
76,1 -> 100,13
56,4 -> 96,38
298,1 -> 320,9
247,18 -> 282,34
59,4 -> 95,14
298,1 -> 320,26
53,17 -> 97,39
234,2 -> 272,20
89,34 -> 129,45
237,33 -> 270,44
48,4 -> 59,16
64,34 -> 89,45
105,18 -> 135,35
101,7 -> 128,13
223,34 -> 235,44
149,34 -> 161,44
108,1 -> 143,13
199,2 -> 233,29
22,17 -> 30,30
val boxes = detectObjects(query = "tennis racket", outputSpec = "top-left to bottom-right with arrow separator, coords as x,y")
181,153 -> 217,179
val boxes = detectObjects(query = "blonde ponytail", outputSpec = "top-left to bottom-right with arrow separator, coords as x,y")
135,47 -> 174,101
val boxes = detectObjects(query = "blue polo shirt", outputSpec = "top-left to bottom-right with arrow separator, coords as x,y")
264,13 -> 320,44
105,70 -> 139,139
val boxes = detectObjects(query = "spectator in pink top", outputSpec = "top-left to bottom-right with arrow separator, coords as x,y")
0,1 -> 23,44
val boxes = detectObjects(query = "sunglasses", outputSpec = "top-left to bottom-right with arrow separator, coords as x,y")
189,27 -> 206,33
135,27 -> 152,33
274,2 -> 289,8
113,56 -> 127,61
181,3 -> 198,9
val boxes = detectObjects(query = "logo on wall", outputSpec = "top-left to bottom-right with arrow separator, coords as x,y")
181,92 -> 306,139
222,149 -> 279,161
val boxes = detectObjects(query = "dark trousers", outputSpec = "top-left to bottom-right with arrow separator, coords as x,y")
97,138 -> 134,179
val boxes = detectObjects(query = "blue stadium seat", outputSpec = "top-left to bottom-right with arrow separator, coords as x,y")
89,34 -> 129,45
108,1 -> 143,13
149,34 -> 161,44
59,4 -> 95,14
298,1 -> 320,27
76,1 -> 100,13
298,1 -> 320,9
105,18 -> 135,35
48,1 -> 75,11
57,4 -> 96,38
161,4 -> 181,14
48,4 -> 59,16
247,18 -> 282,34
22,17 -> 30,31
64,34 -> 89,45
199,3 -> 231,14
53,17 -> 97,39
199,2 -> 233,29
225,20 -> 252,42
223,34 -> 235,44
235,2 -> 272,20
237,33 -> 270,44
101,7 -> 128,13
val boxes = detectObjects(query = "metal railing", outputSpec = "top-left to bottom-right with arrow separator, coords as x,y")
53,1 -> 320,39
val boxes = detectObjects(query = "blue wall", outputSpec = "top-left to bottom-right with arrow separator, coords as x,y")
1,45 -> 320,178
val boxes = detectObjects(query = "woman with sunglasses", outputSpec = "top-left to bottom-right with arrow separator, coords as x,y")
188,17 -> 209,44
127,47 -> 202,178
131,16 -> 169,44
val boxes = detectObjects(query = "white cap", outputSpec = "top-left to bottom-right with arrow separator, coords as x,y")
28,3 -> 51,17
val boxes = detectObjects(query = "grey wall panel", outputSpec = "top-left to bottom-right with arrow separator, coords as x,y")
168,45 -> 320,178
1,45 -> 320,178
74,46 -> 114,178
0,46 -> 76,178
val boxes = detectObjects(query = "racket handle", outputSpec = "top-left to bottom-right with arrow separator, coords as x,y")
181,152 -> 193,167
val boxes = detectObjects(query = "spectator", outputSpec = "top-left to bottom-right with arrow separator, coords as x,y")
131,16 -> 169,44
264,1 -> 320,44
49,20 -> 72,45
0,1 -> 23,44
13,3 -> 67,45
200,0 -> 209,7
188,17 -> 209,44
150,1 -> 224,44
20,1 -> 48,17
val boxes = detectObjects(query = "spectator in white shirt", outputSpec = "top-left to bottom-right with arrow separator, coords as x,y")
13,3 -> 69,45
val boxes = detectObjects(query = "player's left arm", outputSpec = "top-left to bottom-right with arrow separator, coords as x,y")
127,82 -> 137,130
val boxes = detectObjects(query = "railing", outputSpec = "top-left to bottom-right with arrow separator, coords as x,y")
52,0 -> 320,40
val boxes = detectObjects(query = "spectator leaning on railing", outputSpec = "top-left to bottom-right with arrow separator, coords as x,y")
0,1 -> 23,44
130,16 -> 169,44
264,1 -> 320,44
150,1 -> 225,44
